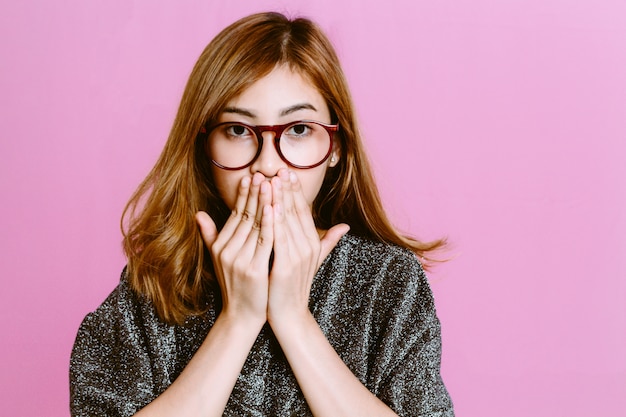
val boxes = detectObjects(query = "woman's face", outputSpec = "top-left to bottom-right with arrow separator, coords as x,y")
209,65 -> 339,210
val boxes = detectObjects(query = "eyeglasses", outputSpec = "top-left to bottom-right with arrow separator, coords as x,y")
202,120 -> 338,170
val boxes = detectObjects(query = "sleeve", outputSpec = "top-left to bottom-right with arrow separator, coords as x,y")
372,252 -> 454,417
69,279 -> 172,417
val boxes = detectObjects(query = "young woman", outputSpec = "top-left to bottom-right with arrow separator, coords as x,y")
70,12 -> 454,417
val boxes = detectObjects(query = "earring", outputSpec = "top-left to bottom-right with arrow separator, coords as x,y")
331,156 -> 336,163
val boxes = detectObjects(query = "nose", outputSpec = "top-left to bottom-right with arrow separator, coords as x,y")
249,131 -> 288,177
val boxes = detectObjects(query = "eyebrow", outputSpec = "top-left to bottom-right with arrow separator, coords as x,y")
221,103 -> 318,119
222,106 -> 256,118
279,103 -> 318,116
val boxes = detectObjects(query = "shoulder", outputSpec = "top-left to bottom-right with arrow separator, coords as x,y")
332,233 -> 421,265
76,268 -> 143,332
71,267 -> 172,360
70,269 -> 177,415
319,233 -> 432,311
328,233 -> 426,286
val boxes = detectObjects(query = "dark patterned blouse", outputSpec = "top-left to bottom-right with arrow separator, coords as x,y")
70,233 -> 454,416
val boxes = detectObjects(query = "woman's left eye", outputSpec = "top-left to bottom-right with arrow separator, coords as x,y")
287,124 -> 311,136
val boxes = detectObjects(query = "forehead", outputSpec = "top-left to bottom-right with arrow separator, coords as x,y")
223,65 -> 330,120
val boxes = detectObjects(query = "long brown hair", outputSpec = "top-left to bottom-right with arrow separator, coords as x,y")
122,12 -> 445,324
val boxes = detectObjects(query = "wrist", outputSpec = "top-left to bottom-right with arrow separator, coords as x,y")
268,308 -> 314,338
217,309 -> 266,337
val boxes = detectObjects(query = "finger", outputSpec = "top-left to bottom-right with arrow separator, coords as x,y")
288,170 -> 318,239
277,169 -> 296,218
253,180 -> 272,231
195,211 -> 218,249
270,173 -> 283,207
240,179 -> 272,253
276,169 -> 306,242
272,201 -> 290,260
229,172 -> 264,245
218,175 -> 251,240
250,204 -> 274,270
319,223 -> 350,265
271,174 -> 296,248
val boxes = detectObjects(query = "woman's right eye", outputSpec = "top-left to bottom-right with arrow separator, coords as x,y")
225,124 -> 252,138
230,125 -> 245,135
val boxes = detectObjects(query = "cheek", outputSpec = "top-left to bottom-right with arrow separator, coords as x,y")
297,167 -> 329,207
211,168 -> 243,210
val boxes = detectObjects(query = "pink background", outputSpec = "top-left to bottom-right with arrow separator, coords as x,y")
1,0 -> 624,416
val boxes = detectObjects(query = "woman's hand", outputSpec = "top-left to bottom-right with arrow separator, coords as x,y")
196,172 -> 274,329
264,170 -> 394,416
140,174 -> 276,417
267,169 -> 349,327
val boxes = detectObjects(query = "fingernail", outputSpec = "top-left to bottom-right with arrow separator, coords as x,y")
252,173 -> 263,185
260,181 -> 269,193
289,171 -> 297,183
241,176 -> 251,187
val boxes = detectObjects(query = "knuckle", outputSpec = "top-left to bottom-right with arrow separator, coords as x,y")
257,234 -> 271,246
210,242 -> 223,255
219,248 -> 234,264
233,263 -> 246,277
294,205 -> 307,217
241,210 -> 253,222
243,268 -> 257,280
230,208 -> 241,220
211,236 -> 225,252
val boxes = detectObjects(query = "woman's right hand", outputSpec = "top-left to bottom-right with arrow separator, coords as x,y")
134,173 -> 273,417
195,172 -> 273,329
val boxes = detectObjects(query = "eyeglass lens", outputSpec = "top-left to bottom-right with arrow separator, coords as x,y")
208,122 -> 332,169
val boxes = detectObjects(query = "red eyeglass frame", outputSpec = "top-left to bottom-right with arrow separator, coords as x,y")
201,120 -> 339,170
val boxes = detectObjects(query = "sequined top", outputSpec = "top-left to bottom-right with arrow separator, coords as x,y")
70,233 -> 454,416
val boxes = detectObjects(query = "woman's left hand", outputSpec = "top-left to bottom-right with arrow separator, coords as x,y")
267,169 -> 349,327
265,169 -> 397,417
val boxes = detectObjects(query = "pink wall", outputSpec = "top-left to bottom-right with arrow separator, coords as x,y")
1,0 -> 624,415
